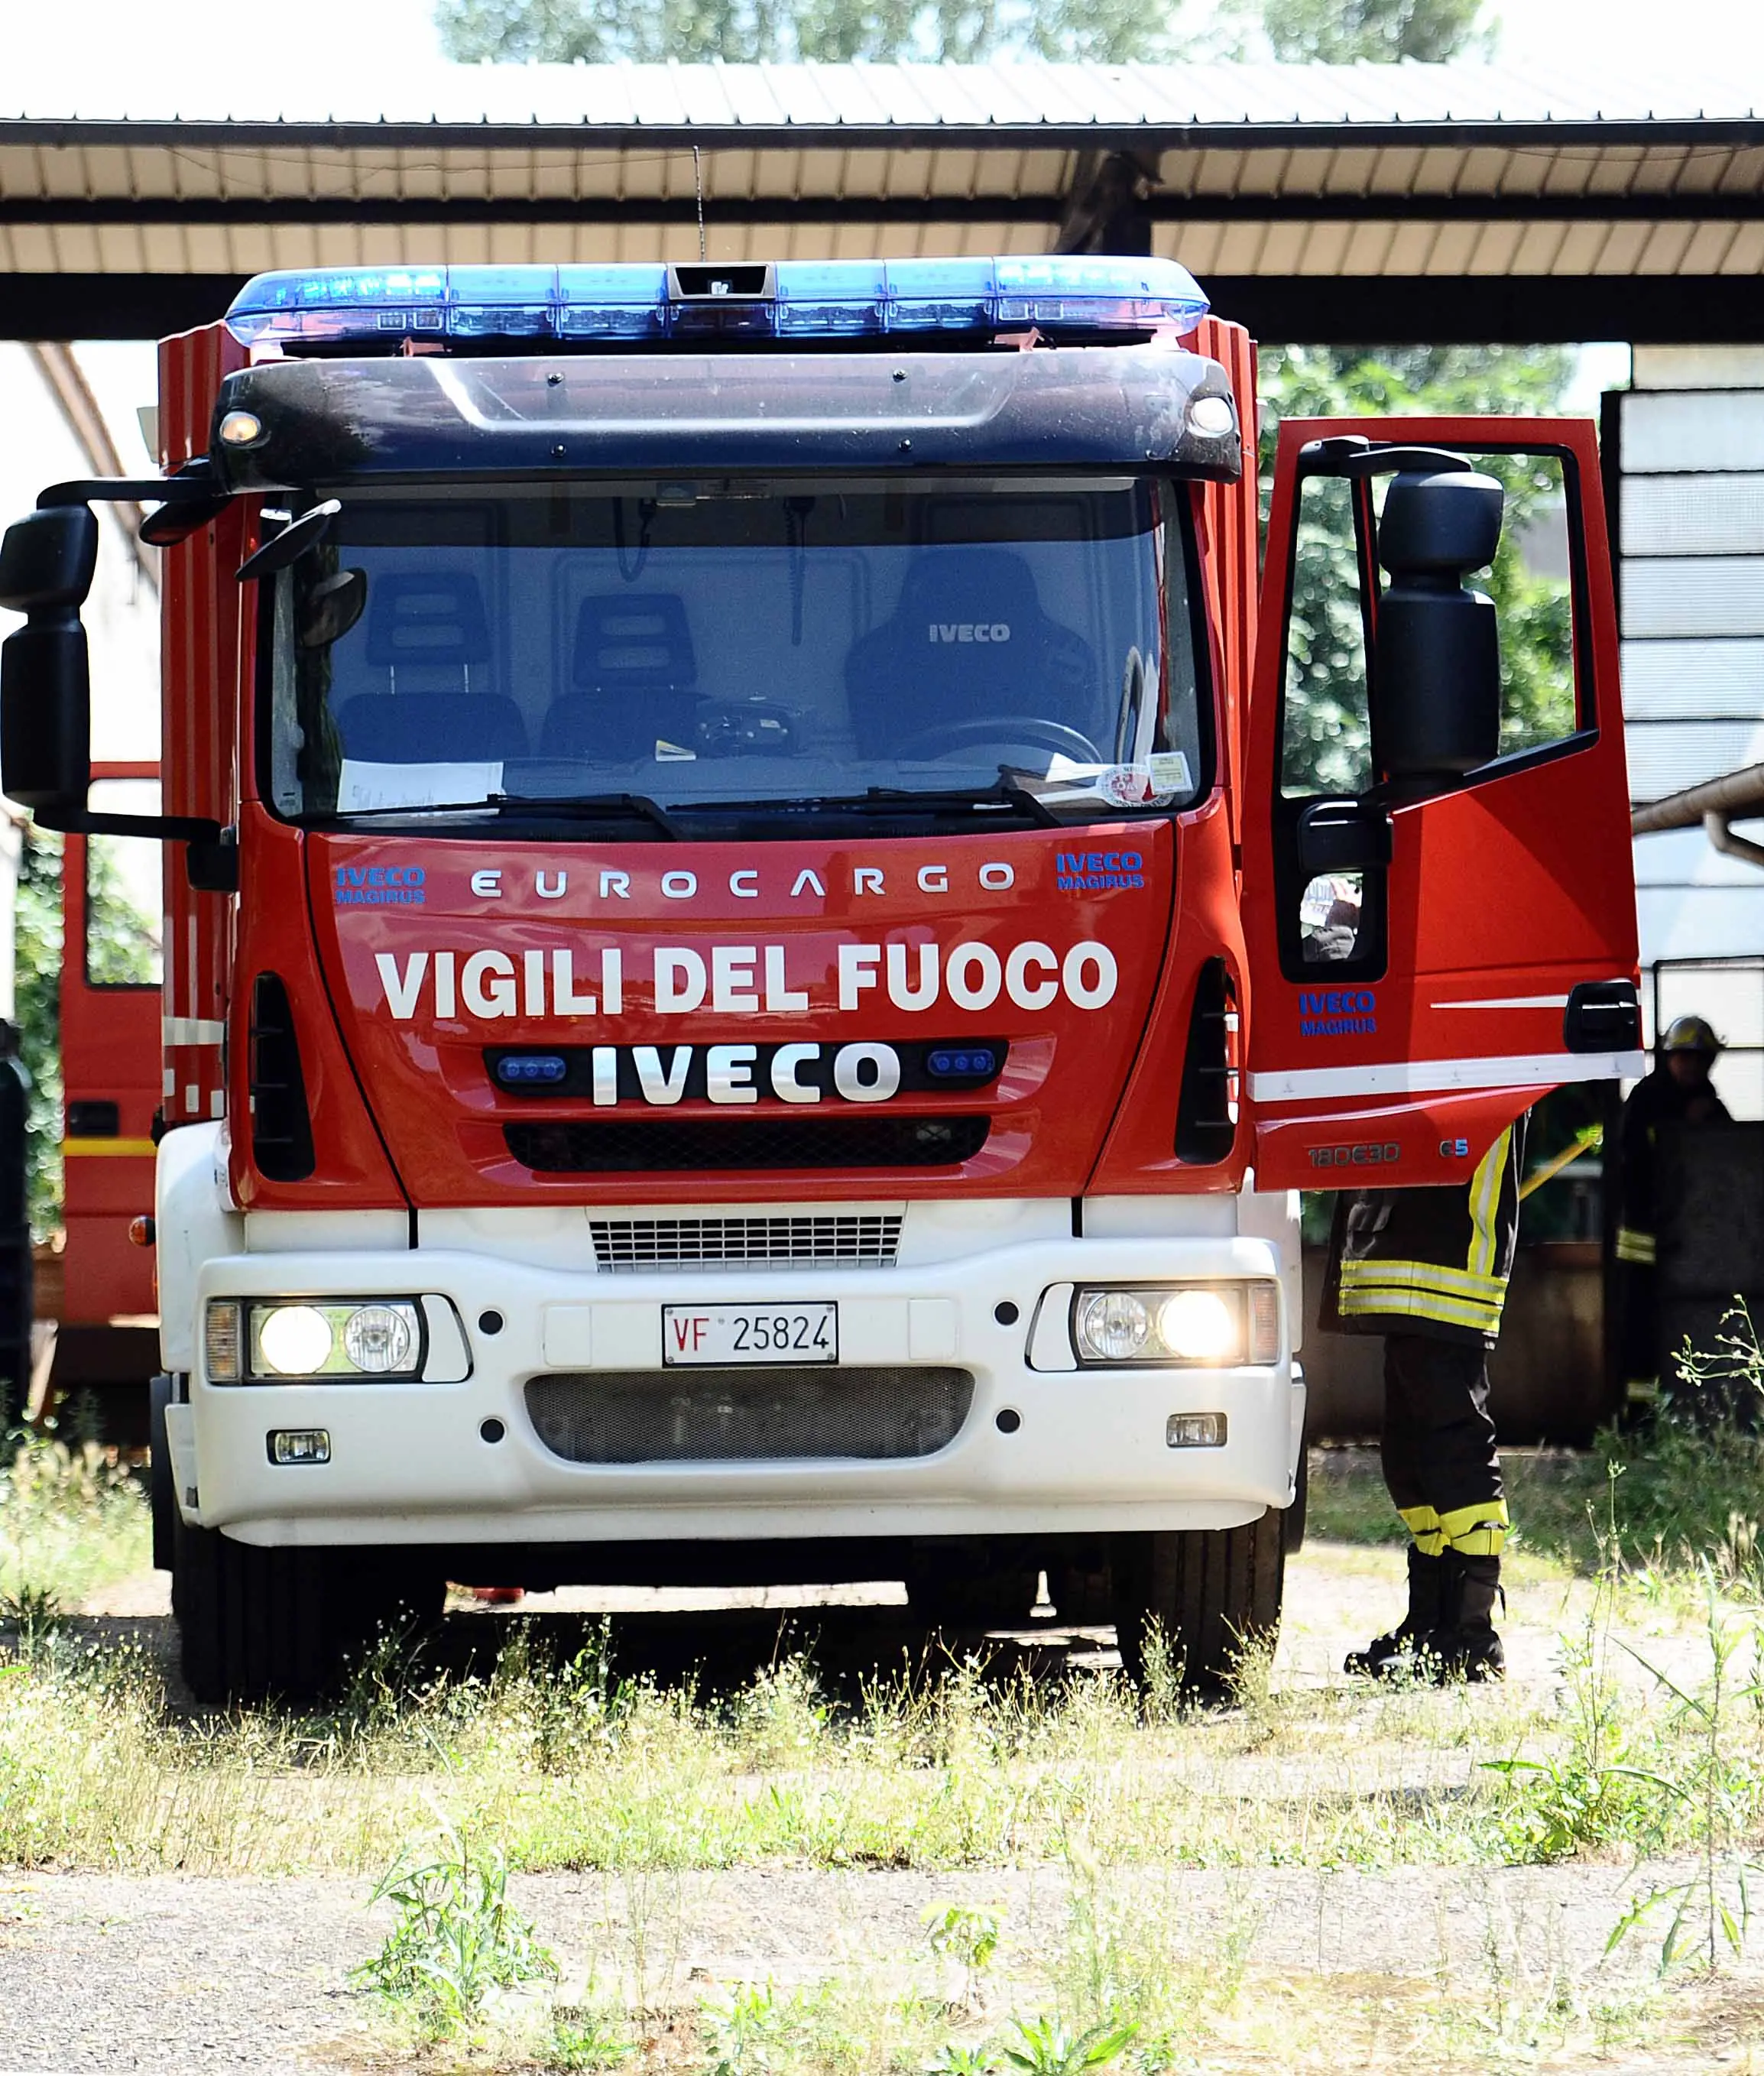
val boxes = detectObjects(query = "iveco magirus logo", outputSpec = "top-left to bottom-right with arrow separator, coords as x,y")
929,622 -> 1010,644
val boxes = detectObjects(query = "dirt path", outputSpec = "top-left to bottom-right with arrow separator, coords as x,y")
3,1858 -> 1760,2074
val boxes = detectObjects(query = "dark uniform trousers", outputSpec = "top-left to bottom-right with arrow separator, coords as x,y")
1324,1119 -> 1526,1560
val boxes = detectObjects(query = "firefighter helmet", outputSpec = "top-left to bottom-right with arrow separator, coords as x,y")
1662,1014 -> 1720,1057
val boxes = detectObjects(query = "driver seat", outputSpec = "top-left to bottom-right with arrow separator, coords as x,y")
845,550 -> 1094,761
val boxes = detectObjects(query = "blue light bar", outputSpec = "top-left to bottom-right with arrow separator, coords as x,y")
224,257 -> 1209,349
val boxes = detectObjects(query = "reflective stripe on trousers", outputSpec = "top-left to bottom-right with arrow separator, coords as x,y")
1399,1497 -> 1509,1557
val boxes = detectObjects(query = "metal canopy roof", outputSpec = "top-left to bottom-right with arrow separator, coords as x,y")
4,58 -> 1763,342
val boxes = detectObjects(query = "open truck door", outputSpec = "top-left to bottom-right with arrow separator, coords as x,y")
1242,417 -> 1644,1192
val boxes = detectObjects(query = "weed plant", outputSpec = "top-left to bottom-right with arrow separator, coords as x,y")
0,1435 -> 148,1622
353,1815 -> 557,2039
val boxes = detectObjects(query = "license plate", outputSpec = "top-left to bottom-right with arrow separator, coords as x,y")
663,1302 -> 838,1367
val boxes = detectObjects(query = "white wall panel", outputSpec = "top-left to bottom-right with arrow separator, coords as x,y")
1625,719 -> 1764,798
1637,884 -> 1764,962
1621,474 -> 1764,556
1622,559 -> 1764,639
1620,390 -> 1764,475
1633,826 -> 1764,887
1622,638 -> 1764,719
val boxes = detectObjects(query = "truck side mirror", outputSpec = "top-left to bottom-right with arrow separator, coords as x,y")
0,504 -> 99,819
1371,470 -> 1503,787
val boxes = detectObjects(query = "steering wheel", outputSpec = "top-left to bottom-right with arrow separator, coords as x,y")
893,716 -> 1104,765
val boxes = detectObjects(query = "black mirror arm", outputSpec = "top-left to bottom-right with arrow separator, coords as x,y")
31,804 -> 224,845
37,473 -> 226,511
1296,436 -> 1477,481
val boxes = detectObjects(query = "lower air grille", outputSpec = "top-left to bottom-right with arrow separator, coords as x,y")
507,1116 -> 987,1173
526,1367 -> 974,1464
591,1214 -> 903,1272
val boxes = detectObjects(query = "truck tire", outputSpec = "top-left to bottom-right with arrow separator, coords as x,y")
1111,1510 -> 1286,1698
148,1375 -> 175,1575
173,1510 -> 335,1705
173,1516 -> 446,1705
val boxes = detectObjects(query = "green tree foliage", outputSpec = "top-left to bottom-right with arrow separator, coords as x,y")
438,0 -> 1491,65
436,0 -> 1181,64
13,831 -> 63,1242
1251,0 -> 1489,61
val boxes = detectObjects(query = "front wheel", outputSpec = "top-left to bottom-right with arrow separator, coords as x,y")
173,1513 -> 443,1705
1111,1510 -> 1286,1697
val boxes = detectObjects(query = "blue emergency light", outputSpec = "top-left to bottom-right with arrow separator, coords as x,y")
224,257 -> 1209,349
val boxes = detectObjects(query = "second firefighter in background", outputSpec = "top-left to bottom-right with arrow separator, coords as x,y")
1323,1117 -> 1526,1682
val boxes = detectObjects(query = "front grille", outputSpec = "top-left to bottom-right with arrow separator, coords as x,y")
506,1115 -> 988,1173
591,1214 -> 903,1272
526,1367 -> 974,1464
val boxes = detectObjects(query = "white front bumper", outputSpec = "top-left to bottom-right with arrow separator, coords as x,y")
170,1234 -> 1305,1549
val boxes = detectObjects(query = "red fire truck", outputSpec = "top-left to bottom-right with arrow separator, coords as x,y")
47,763 -> 162,1440
0,258 -> 1642,1700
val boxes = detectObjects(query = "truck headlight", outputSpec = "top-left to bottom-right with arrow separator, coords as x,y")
205,1298 -> 426,1382
1071,1283 -> 1279,1367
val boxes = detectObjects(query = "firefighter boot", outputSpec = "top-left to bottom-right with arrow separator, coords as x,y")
1432,1550 -> 1506,1683
1344,1545 -> 1445,1679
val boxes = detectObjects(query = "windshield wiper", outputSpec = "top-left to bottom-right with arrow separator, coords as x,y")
686,783 -> 1061,828
315,792 -> 683,839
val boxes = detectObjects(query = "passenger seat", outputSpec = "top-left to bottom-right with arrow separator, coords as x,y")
335,572 -> 527,764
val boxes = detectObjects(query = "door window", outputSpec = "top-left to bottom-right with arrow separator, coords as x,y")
84,778 -> 164,989
1276,446 -> 1588,978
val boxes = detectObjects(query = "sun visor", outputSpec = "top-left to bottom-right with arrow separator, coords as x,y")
208,347 -> 1241,491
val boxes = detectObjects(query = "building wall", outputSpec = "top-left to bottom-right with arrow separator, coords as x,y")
1616,346 -> 1764,1117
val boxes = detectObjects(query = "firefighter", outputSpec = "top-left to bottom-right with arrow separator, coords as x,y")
1615,1016 -> 1730,1414
1324,1117 -> 1527,1684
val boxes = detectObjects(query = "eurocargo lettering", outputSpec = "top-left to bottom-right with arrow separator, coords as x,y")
0,254 -> 1642,1701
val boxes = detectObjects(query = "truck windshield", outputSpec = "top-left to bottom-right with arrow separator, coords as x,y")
267,478 -> 1203,829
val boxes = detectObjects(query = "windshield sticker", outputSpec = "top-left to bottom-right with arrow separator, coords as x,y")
336,759 -> 504,813
1039,757 -> 1187,809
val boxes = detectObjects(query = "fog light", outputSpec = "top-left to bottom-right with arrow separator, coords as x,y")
343,1302 -> 414,1374
269,1429 -> 330,1465
1166,1413 -> 1227,1449
1159,1289 -> 1237,1362
219,409 -> 264,445
1076,1290 -> 1150,1361
258,1304 -> 334,1377
205,1299 -> 242,1382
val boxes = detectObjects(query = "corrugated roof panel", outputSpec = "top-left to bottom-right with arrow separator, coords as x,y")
1550,219 -> 1613,274
1636,221 -> 1699,274
1680,221 -> 1743,273
1718,221 -> 1764,272
1,57 -> 1760,131
1423,222 -> 1481,275
1509,220 -> 1568,273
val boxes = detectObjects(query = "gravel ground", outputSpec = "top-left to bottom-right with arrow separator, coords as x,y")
1,1860 -> 1756,2074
